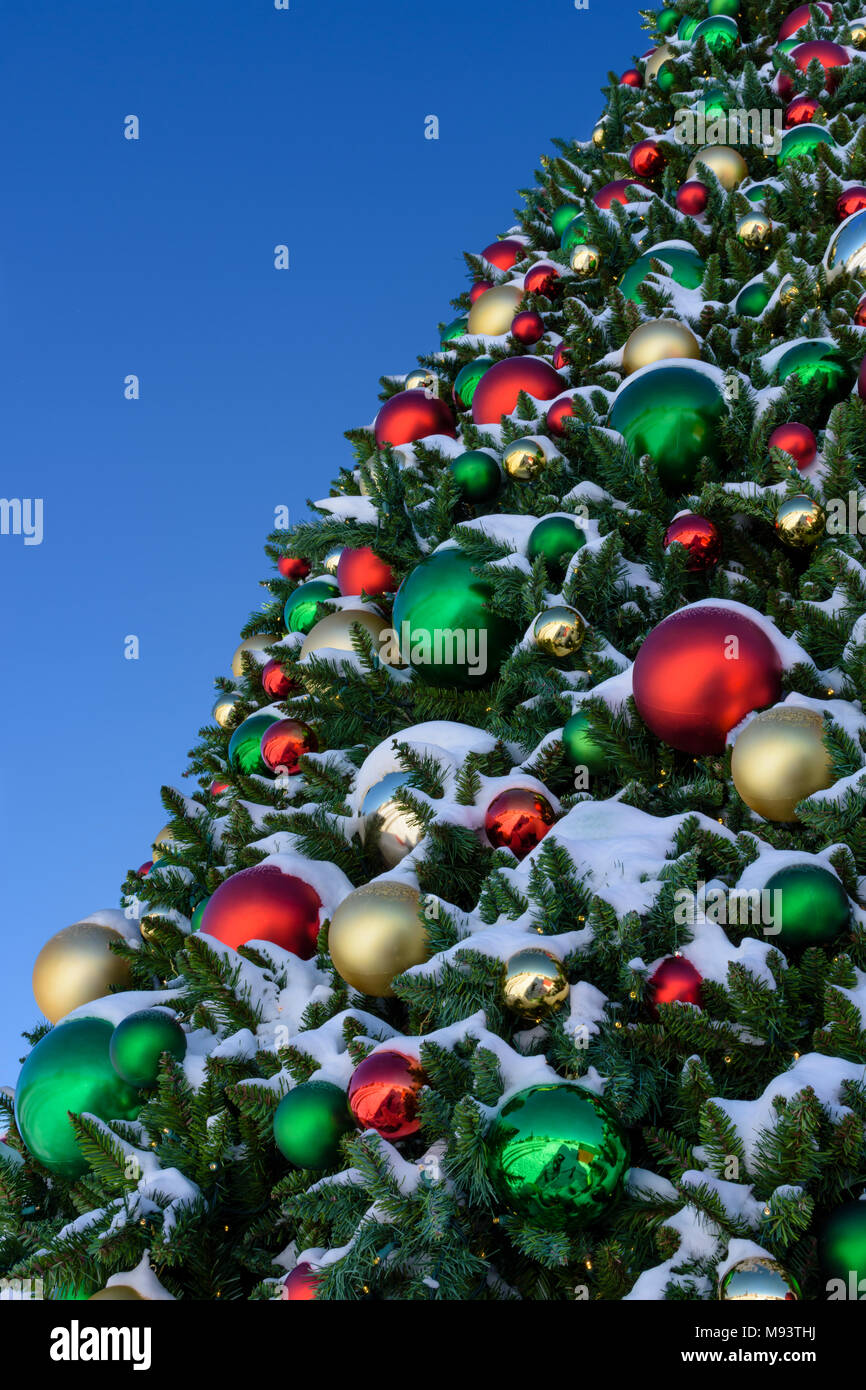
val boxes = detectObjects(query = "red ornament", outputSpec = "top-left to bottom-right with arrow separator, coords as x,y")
676,180 -> 709,216
260,719 -> 318,775
524,262 -> 560,296
262,658 -> 296,701
481,238 -> 525,271
347,1050 -> 426,1139
648,955 -> 703,1015
632,605 -> 783,755
629,139 -> 666,178
137,861 -> 153,877
855,295 -> 866,327
837,186 -> 866,221
209,780 -> 230,797
278,556 -> 310,580
594,178 -> 646,210
785,94 -> 821,126
552,343 -> 571,371
199,864 -> 322,957
282,1264 -> 320,1301
374,390 -> 456,449
663,514 -> 722,572
470,280 -> 493,302
471,357 -> 564,425
484,787 -> 556,859
859,356 -> 866,401
620,68 -> 643,87
511,310 -> 545,345
778,2 -> 833,40
790,39 -> 849,91
546,395 -> 576,438
768,422 -> 817,470
337,545 -> 397,598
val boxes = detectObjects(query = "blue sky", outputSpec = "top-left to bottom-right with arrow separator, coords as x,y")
0,0 -> 646,1081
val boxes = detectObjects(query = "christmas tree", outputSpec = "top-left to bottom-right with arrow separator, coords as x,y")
3,0 -> 866,1304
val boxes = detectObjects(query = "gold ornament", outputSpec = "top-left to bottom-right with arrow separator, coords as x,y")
778,276 -> 800,306
848,22 -> 866,48
213,690 -> 244,729
646,44 -> 675,83
321,545 -> 343,575
502,947 -> 569,1020
405,368 -> 438,391
774,494 -> 826,548
736,212 -> 772,250
466,283 -> 524,336
33,921 -> 133,1023
731,706 -> 833,822
503,437 -> 547,481
89,1286 -> 147,1301
327,881 -> 430,997
533,605 -> 587,657
686,145 -> 748,191
300,608 -> 389,661
570,243 -> 600,277
592,122 -> 606,148
151,825 -> 178,861
622,319 -> 701,375
231,633 -> 274,678
360,772 -> 424,867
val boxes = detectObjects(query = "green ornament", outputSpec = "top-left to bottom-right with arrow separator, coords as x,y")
273,1080 -> 353,1169
190,896 -> 210,931
228,712 -> 279,777
708,0 -> 739,14
772,39 -> 799,68
15,1018 -> 141,1178
777,125 -> 836,167
774,339 -> 853,406
742,181 -> 773,204
283,577 -> 340,634
562,712 -> 609,775
441,315 -> 468,345
609,361 -> 727,493
621,242 -> 706,304
820,1202 -> 866,1288
735,280 -> 771,316
560,214 -> 590,252
486,1083 -> 629,1230
449,450 -> 502,505
527,515 -> 586,578
701,85 -> 732,119
109,1009 -> 187,1088
691,14 -> 739,52
552,203 -> 581,239
392,547 -> 518,688
453,357 -> 494,410
678,15 -> 700,39
763,863 -> 850,948
656,62 -> 678,94
658,8 -> 680,34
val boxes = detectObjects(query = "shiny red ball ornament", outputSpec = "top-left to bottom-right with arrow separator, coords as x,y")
209,780 -> 230,797
347,1050 -> 426,1140
199,863 -> 322,957
337,545 -> 397,598
663,514 -> 722,572
778,2 -> 833,40
282,1264 -> 320,1301
552,343 -> 571,371
484,787 -> 556,860
785,95 -> 821,126
470,280 -> 493,302
632,605 -> 784,755
511,309 -> 545,345
837,186 -> 866,221
278,556 -> 310,580
374,389 -> 456,449
524,262 -> 560,296
262,658 -> 296,701
621,68 -> 643,87
790,39 -> 849,92
629,139 -> 666,178
648,955 -> 703,1016
594,178 -> 645,210
675,180 -> 709,216
260,719 -> 318,775
137,861 -> 153,877
481,238 -> 525,271
855,295 -> 866,327
546,395 -> 576,438
768,422 -> 817,470
471,356 -> 564,425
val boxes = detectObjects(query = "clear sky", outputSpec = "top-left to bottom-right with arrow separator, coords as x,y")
0,0 -> 646,1082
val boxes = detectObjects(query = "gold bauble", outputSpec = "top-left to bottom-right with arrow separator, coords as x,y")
466,283 -> 524,336
360,771 -> 424,868
405,368 -> 438,392
231,633 -> 274,678
570,243 -> 600,277
731,706 -> 833,822
151,824 -> 178,861
848,22 -> 866,48
592,121 -> 606,148
622,319 -> 701,375
300,608 -> 388,661
736,212 -> 772,250
502,947 -> 569,1020
33,921 -> 133,1023
503,437 -> 547,481
322,545 -> 343,575
533,605 -> 587,657
328,881 -> 429,997
213,690 -> 244,729
774,494 -> 826,548
646,44 -> 675,83
686,145 -> 748,191
89,1286 -> 146,1301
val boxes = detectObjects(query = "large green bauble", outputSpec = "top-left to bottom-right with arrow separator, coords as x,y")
609,361 -> 727,493
441,315 -> 468,345
735,280 -> 771,317
227,712 -> 279,777
702,85 -> 732,120
453,357 -> 494,411
708,0 -> 739,15
777,125 -> 836,167
774,339 -> 853,406
449,450 -> 501,504
15,1018 -> 141,1178
562,711 -> 609,776
392,548 -> 518,688
820,1202 -> 866,1287
772,38 -> 799,68
621,243 -> 705,304
658,7 -> 679,34
486,1083 -> 628,1230
560,214 -> 590,252
552,203 -> 581,238
109,1009 -> 187,1087
656,63 -> 677,93
527,515 -> 586,578
692,14 -> 739,52
283,577 -> 340,634
763,864 -> 850,948
273,1081 -> 353,1169
678,15 -> 700,39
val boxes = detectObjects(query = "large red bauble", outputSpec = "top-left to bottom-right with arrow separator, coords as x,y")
260,719 -> 318,775
337,545 -> 397,598
471,356 -> 564,425
546,395 -> 576,437
648,955 -> 703,1016
621,68 -> 643,87
552,343 -> 571,371
675,180 -> 709,216
374,389 -> 456,448
629,139 -> 666,178
837,186 -> 866,221
199,864 -> 322,957
262,658 -> 296,700
278,556 -> 310,580
347,1050 -> 426,1140
768,422 -> 817,470
511,309 -> 545,345
137,861 -> 153,877
484,787 -> 556,859
282,1264 -> 320,1300
594,178 -> 646,210
790,40 -> 849,91
778,2 -> 833,40
470,280 -> 493,302
632,606 -> 783,755
524,262 -> 560,296
481,239 -> 525,270
785,94 -> 821,125
663,514 -> 722,572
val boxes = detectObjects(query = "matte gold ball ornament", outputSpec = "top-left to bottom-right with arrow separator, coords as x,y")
686,144 -> 748,190
533,605 -> 587,657
621,319 -> 701,375
151,825 -> 177,861
466,283 -> 524,336
231,633 -> 274,678
774,494 -> 826,548
89,1286 -> 147,1301
736,212 -> 773,249
503,437 -> 548,481
299,609 -> 389,660
327,881 -> 430,997
33,921 -> 133,1023
502,947 -> 569,1020
645,43 -> 675,83
570,244 -> 601,277
592,122 -> 606,147
213,690 -> 244,729
731,706 -> 833,822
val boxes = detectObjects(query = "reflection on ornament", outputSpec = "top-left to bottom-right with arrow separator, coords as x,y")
533,606 -> 587,658
774,494 -> 825,548
360,770 -> 424,867
502,948 -> 569,1020
570,244 -> 600,277
719,1256 -> 799,1301
736,212 -> 772,249
503,437 -> 548,480
824,207 -> 866,282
